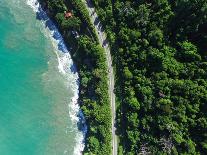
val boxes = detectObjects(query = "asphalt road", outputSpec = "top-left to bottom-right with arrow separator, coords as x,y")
83,1 -> 117,155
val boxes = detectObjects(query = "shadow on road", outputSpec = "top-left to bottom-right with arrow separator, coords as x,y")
86,0 -> 93,8
94,17 -> 99,25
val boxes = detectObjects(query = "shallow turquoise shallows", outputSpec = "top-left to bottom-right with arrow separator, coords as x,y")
0,1 -> 82,155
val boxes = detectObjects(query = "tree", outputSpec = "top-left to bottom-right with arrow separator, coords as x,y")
88,136 -> 100,153
177,41 -> 201,62
123,67 -> 133,79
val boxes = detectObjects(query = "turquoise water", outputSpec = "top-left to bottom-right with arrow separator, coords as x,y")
0,1 -> 83,154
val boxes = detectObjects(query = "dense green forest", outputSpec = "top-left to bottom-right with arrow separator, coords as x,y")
38,0 -> 111,154
91,0 -> 207,154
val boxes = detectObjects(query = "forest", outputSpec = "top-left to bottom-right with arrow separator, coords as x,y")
91,0 -> 207,154
38,0 -> 111,154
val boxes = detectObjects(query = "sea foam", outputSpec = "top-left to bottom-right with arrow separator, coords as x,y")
26,0 -> 87,154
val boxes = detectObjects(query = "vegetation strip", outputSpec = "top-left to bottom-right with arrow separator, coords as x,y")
82,0 -> 117,154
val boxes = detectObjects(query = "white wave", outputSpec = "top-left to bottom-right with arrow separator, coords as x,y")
26,0 -> 39,12
26,0 -> 87,154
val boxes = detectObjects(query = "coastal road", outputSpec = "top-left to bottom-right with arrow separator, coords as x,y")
83,0 -> 117,155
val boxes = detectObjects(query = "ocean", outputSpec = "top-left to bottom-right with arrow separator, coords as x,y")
0,0 -> 85,154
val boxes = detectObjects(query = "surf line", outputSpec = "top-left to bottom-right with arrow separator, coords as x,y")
26,0 -> 87,154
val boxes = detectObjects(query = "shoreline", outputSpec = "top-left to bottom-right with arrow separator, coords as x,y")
26,0 -> 87,154
29,0 -> 112,154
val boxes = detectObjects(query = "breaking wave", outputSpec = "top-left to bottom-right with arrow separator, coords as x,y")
26,0 -> 87,154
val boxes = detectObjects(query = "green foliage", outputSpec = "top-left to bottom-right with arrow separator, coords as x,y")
69,0 -> 97,40
87,136 -> 100,153
177,41 -> 201,62
92,0 -> 207,154
77,36 -> 111,155
47,0 -> 67,13
123,67 -> 133,79
55,13 -> 81,30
